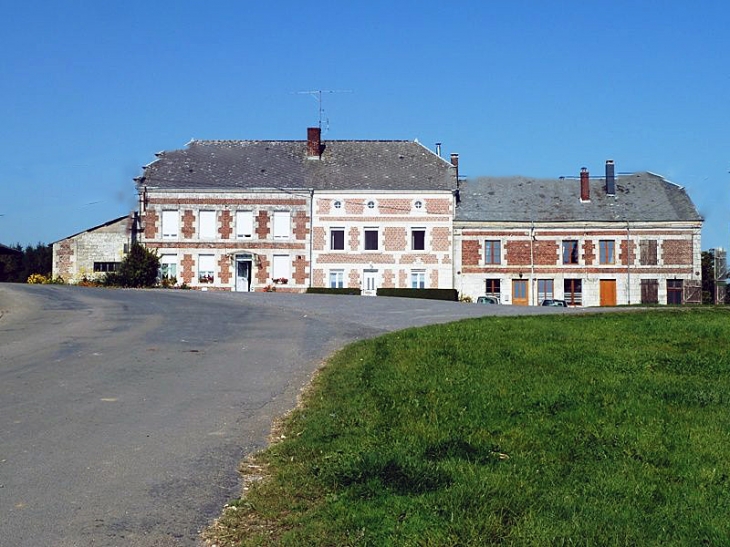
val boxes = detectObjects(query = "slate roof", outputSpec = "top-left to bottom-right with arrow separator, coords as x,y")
456,173 -> 702,223
137,140 -> 456,192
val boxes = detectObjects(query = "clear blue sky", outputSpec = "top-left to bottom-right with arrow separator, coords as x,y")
2,1 -> 728,250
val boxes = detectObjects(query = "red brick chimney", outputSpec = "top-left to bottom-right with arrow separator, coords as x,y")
580,167 -> 590,201
307,127 -> 322,158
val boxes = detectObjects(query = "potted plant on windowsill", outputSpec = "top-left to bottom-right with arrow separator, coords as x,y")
272,277 -> 289,285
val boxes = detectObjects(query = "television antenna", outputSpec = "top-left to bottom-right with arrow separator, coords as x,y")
296,89 -> 352,130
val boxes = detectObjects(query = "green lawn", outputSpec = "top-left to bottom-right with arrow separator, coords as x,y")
206,308 -> 730,546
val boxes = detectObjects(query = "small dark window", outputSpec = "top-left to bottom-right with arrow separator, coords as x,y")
641,279 -> 659,304
485,279 -> 501,296
364,229 -> 379,251
667,279 -> 683,305
330,229 -> 345,250
564,279 -> 582,306
412,229 -> 425,251
93,262 -> 120,273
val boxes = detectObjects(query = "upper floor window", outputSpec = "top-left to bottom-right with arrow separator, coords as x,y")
640,240 -> 658,265
484,240 -> 501,264
366,200 -> 376,210
199,210 -> 216,239
236,211 -> 253,239
411,228 -> 425,251
599,240 -> 615,265
562,240 -> 579,264
414,200 -> 423,210
273,211 -> 291,240
333,200 -> 342,210
364,228 -> 379,251
161,210 -> 178,239
330,228 -> 345,250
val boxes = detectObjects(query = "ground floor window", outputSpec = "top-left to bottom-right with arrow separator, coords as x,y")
564,279 -> 582,306
93,262 -> 120,273
159,255 -> 178,285
537,279 -> 554,304
198,254 -> 215,284
485,278 -> 501,297
641,279 -> 659,304
667,279 -> 683,305
329,270 -> 344,288
411,270 -> 426,289
272,254 -> 291,283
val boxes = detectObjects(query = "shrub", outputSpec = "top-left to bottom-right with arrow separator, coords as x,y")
376,288 -> 458,301
306,287 -> 362,295
104,243 -> 160,288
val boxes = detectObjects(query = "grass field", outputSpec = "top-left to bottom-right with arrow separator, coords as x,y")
206,308 -> 730,546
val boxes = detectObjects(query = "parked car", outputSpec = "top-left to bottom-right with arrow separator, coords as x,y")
476,295 -> 500,305
541,299 -> 567,307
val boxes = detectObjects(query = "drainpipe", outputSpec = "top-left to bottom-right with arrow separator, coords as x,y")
308,188 -> 314,289
530,221 -> 536,305
626,220 -> 631,305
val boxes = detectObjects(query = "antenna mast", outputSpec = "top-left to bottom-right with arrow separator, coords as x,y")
296,89 -> 352,130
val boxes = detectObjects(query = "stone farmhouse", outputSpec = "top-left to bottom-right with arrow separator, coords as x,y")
52,130 -> 703,306
454,161 -> 703,306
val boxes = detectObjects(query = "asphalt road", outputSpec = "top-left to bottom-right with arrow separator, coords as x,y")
0,285 -> 574,546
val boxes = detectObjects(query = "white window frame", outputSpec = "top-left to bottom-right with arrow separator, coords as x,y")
161,210 -> 178,239
236,211 -> 254,239
199,210 -> 216,239
411,270 -> 426,289
159,254 -> 178,280
272,254 -> 291,282
198,254 -> 215,284
273,211 -> 291,240
329,270 -> 344,288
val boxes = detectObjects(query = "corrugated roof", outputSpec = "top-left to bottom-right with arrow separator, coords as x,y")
137,139 -> 457,192
455,173 -> 702,223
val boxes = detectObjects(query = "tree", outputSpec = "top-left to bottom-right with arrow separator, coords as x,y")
106,243 -> 160,288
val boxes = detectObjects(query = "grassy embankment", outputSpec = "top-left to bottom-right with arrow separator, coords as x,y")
206,308 -> 730,546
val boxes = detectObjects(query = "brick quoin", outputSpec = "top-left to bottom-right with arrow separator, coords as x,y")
316,199 -> 331,215
144,210 -> 158,239
312,269 -> 325,287
534,241 -> 559,265
180,254 -> 195,284
398,270 -> 407,287
662,240 -> 693,265
218,255 -> 232,283
461,240 -> 481,266
293,254 -> 308,284
431,227 -> 451,252
505,240 -> 531,266
384,227 -> 407,251
430,270 -> 439,288
348,270 -> 361,289
256,256 -> 270,283
312,227 -> 326,250
256,211 -> 270,239
293,211 -> 309,241
55,240 -> 74,278
383,269 -> 395,288
218,210 -> 232,240
182,210 -> 195,239
583,240 -> 596,265
620,240 -> 636,265
348,227 -> 360,250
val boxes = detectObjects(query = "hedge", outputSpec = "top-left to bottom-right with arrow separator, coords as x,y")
306,287 -> 362,295
375,288 -> 458,301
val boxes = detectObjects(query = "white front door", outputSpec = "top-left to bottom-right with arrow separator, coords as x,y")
363,269 -> 378,296
235,260 -> 252,292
